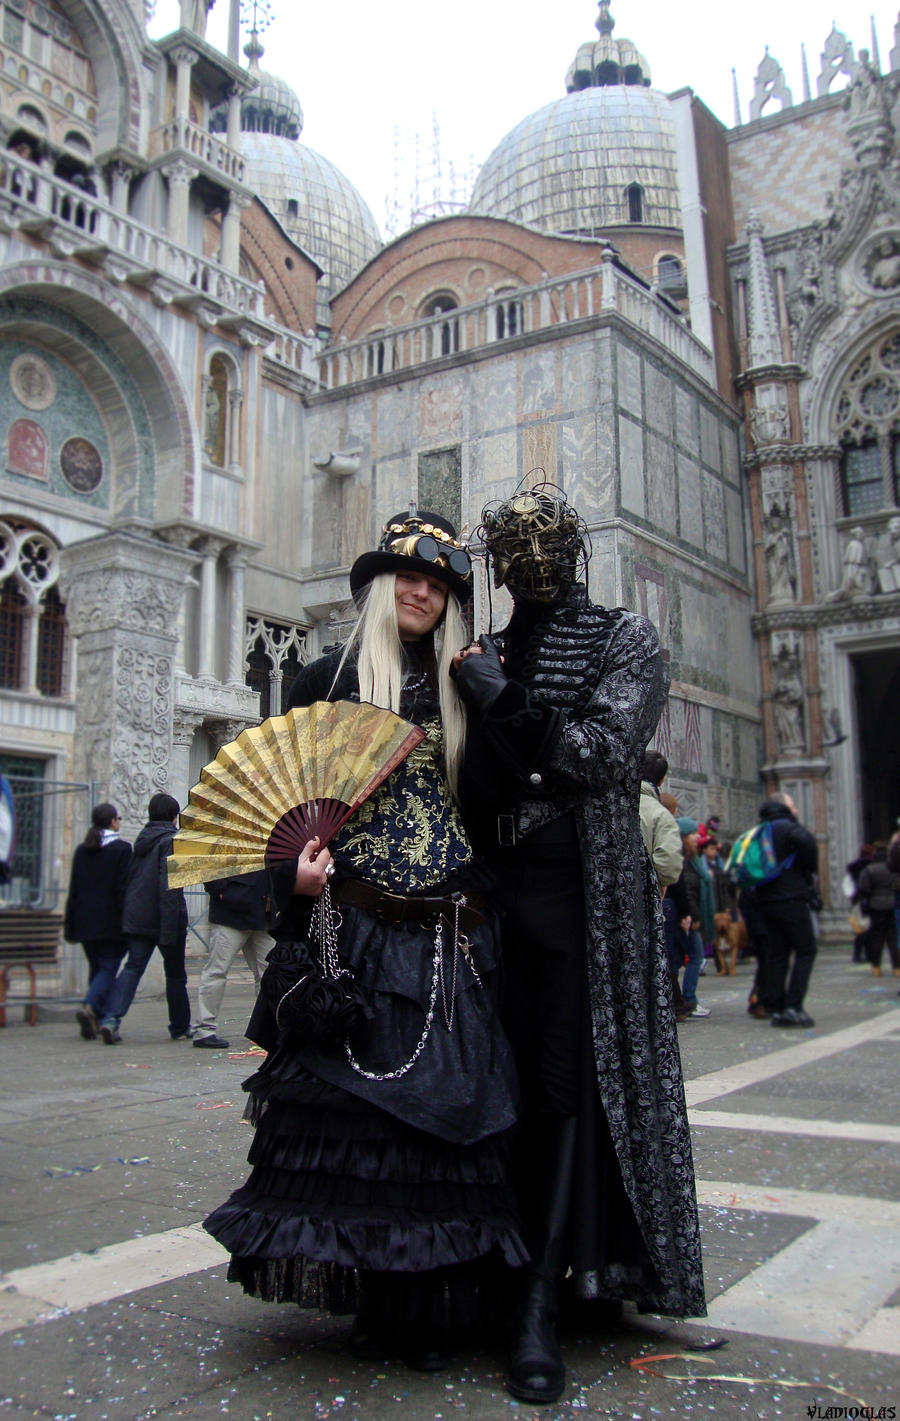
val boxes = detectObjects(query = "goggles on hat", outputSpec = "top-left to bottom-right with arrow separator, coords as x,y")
382,520 -> 472,581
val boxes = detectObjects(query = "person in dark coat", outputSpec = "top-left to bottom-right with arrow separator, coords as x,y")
845,844 -> 875,962
453,485 -> 705,1405
858,841 -> 900,975
204,513 -> 526,1372
751,794 -> 819,1027
194,870 -> 271,1049
669,818 -> 710,1017
64,802 -> 132,1040
98,793 -> 190,1044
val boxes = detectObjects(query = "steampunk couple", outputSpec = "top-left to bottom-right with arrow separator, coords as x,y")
205,486 -> 705,1404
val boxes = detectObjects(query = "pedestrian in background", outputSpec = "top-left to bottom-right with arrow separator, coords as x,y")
858,841 -> 900,977
99,793 -> 191,1045
194,870 -> 271,1049
751,793 -> 819,1028
64,801 -> 131,1040
671,819 -> 710,1018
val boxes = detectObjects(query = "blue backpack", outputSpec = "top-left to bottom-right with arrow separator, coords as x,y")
726,822 -> 796,890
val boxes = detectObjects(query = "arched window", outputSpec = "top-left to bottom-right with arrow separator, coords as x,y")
244,617 -> 309,720
626,182 -> 644,223
37,586 -> 66,697
419,294 -> 459,357
0,520 -> 66,696
657,254 -> 686,296
834,334 -> 900,515
0,582 -> 26,690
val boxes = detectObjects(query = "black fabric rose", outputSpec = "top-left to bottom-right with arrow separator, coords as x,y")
276,968 -> 371,1048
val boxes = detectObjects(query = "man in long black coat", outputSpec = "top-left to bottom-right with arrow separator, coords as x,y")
453,487 -> 705,1404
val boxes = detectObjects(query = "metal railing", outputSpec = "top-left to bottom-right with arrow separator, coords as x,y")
319,257 -> 714,389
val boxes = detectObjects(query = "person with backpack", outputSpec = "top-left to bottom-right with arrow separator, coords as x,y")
857,841 -> 900,976
733,793 -> 819,1028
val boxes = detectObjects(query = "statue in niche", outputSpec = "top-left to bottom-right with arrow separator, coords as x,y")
771,636 -> 806,754
829,525 -> 874,599
865,235 -> 900,291
764,512 -> 797,604
875,514 -> 900,592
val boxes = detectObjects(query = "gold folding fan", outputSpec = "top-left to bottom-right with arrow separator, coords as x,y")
167,701 -> 425,889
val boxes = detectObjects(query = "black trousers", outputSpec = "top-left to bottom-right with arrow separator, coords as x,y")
755,899 -> 817,1012
491,849 -> 651,1292
866,909 -> 899,970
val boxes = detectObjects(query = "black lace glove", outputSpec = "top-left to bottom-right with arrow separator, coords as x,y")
274,965 -> 372,1048
452,636 -> 508,711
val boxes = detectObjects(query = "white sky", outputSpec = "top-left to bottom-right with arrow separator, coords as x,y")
149,1 -> 895,233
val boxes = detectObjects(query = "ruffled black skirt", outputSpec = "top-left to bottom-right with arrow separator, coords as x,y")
205,1072 -> 526,1324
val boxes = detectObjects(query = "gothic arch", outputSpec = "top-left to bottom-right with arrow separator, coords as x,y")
0,260 -> 197,521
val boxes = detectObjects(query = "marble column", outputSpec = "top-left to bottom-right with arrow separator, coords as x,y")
163,159 -> 197,249
225,547 -> 247,683
220,191 -> 249,272
57,530 -> 195,842
197,537 -> 225,680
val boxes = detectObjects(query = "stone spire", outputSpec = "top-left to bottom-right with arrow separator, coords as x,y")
596,1 -> 615,37
746,213 -> 781,368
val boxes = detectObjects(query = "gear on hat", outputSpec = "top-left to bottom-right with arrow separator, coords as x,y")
349,509 -> 472,604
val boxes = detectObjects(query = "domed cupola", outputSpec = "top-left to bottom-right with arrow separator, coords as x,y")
239,31 -> 304,137
566,0 -> 651,90
469,3 -> 680,236
214,29 -> 381,319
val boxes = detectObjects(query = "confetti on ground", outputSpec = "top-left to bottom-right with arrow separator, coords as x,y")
627,1351 -> 871,1409
197,1101 -> 233,1110
43,1163 -> 103,1178
122,1063 -> 152,1069
228,1047 -> 266,1060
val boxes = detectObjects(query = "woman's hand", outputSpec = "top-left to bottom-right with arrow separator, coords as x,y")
292,837 -> 333,896
451,641 -> 484,674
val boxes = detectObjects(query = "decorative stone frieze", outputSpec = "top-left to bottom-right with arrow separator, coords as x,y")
57,531 -> 196,830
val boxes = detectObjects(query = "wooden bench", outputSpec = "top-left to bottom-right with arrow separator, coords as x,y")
0,910 -> 62,1025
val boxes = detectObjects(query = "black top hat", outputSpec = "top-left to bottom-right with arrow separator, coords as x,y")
349,510 -> 472,604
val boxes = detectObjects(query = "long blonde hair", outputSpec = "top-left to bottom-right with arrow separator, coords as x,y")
330,572 -> 468,797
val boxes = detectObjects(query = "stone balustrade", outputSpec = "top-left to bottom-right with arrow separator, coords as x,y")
319,257 -> 714,389
151,117 -> 245,183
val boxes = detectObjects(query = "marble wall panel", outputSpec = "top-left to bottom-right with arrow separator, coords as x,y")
617,342 -> 642,419
680,582 -> 721,674
701,470 -> 727,562
675,385 -> 699,457
677,453 -> 703,547
373,384 -> 415,452
587,526 -> 619,609
645,361 -> 674,441
522,421 -> 558,481
372,455 -> 415,533
419,380 -> 464,441
258,386 -> 308,572
646,430 -> 677,536
619,414 -> 645,517
700,404 -> 721,473
725,484 -> 747,574
719,716 -> 735,781
468,359 -> 517,438
475,430 -> 519,494
563,414 -> 608,520
560,338 -> 597,411
197,468 -> 241,531
722,426 -> 742,487
521,348 -> 557,417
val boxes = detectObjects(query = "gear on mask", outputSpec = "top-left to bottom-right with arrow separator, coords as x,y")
478,482 -> 590,603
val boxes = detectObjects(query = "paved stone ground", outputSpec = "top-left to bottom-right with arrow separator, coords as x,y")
0,947 -> 898,1420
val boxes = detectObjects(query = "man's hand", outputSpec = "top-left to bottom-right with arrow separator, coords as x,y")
451,635 -> 508,710
293,837 -> 333,896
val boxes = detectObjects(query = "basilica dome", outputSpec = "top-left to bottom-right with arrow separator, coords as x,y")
219,31 -> 381,309
469,3 -> 681,236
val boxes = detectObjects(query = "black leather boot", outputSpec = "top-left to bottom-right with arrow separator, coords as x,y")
506,1115 -> 577,1404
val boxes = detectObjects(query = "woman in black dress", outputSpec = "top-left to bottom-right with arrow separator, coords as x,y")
204,513 -> 525,1368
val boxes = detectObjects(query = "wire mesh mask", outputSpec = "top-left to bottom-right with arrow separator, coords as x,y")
478,486 -> 589,603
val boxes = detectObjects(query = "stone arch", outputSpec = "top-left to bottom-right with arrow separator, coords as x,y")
0,260 -> 197,521
8,0 -> 147,157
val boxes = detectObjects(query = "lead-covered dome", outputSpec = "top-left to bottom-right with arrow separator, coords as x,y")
469,4 -> 680,235
218,30 -> 381,312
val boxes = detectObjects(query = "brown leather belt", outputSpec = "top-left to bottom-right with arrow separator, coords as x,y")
333,878 -> 486,933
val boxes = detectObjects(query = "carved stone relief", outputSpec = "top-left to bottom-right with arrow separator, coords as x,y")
828,525 -> 876,599
750,404 -> 791,446
861,232 -> 900,292
874,514 -> 900,592
770,631 -> 806,754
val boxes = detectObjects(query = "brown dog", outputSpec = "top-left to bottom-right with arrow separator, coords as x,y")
713,912 -> 745,975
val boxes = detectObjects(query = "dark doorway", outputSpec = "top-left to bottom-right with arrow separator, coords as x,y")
852,648 -> 900,841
